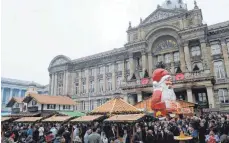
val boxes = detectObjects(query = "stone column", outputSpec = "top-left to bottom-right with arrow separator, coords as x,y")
1,88 -> 4,102
50,74 -> 54,95
170,52 -> 175,73
48,74 -> 52,95
137,92 -> 142,102
85,69 -> 89,94
112,63 -> 116,90
206,43 -> 214,74
129,53 -> 135,76
65,71 -> 69,95
63,71 -> 66,95
221,39 -> 229,77
123,94 -> 128,102
9,88 -> 13,100
183,42 -> 191,72
141,51 -> 148,72
122,61 -> 125,80
147,52 -> 153,75
78,71 -> 82,95
187,88 -> 194,103
128,94 -> 136,105
94,67 -> 98,93
206,86 -> 215,108
200,39 -> 211,72
54,73 -> 58,95
179,45 -> 186,72
103,67 -> 106,92
18,89 -> 22,97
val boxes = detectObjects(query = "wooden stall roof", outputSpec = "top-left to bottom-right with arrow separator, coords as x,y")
70,115 -> 104,122
104,114 -> 146,123
14,117 -> 43,122
1,117 -> 12,122
4,112 -> 41,117
91,96 -> 141,114
42,116 -> 72,122
23,93 -> 77,105
134,97 -> 196,111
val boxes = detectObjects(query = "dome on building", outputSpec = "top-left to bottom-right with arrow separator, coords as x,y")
161,0 -> 187,10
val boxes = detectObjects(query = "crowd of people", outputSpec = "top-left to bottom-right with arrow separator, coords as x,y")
2,113 -> 229,143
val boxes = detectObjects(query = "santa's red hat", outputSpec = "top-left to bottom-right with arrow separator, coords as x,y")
152,68 -> 170,86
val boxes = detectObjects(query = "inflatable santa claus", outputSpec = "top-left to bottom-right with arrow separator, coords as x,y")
151,68 -> 181,116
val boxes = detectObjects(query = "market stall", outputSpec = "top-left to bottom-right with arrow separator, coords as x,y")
70,115 -> 104,123
42,116 -> 72,123
90,96 -> 142,115
1,117 -> 14,123
104,114 -> 146,123
58,111 -> 85,117
14,117 -> 43,123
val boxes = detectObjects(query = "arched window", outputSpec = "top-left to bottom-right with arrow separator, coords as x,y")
214,61 -> 226,78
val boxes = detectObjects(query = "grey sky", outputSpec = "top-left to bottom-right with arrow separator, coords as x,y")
2,0 -> 229,85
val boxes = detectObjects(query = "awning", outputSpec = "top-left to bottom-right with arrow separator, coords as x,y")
70,115 -> 104,123
42,116 -> 72,122
58,111 -> 85,117
1,117 -> 12,122
5,112 -> 40,117
14,117 -> 43,122
104,114 -> 146,123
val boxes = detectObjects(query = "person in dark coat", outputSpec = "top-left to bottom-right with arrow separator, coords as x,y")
199,121 -> 207,143
146,130 -> 155,143
133,126 -> 143,143
33,126 -> 39,142
63,127 -> 71,143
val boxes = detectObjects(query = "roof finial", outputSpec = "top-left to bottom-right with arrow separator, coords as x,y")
194,0 -> 198,9
157,4 -> 161,9
140,18 -> 143,24
128,21 -> 132,29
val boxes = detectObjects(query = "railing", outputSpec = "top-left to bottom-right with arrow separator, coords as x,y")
12,108 -> 20,113
121,78 -> 152,90
171,71 -> 213,84
27,106 -> 38,112
121,71 -> 213,90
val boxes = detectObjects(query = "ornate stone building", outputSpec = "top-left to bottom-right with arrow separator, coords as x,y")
48,0 -> 229,112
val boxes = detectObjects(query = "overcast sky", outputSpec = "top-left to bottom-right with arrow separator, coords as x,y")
2,0 -> 229,85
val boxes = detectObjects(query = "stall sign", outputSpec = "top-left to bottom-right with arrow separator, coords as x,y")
175,73 -> 185,80
141,78 -> 149,85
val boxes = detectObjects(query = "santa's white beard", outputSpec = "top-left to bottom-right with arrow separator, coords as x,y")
161,83 -> 176,102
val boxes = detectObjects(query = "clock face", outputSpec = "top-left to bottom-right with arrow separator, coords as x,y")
175,73 -> 184,80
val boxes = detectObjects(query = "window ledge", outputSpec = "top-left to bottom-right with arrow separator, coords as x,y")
220,103 -> 229,107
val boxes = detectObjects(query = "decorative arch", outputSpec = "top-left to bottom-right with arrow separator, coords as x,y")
145,25 -> 182,53
48,55 -> 71,69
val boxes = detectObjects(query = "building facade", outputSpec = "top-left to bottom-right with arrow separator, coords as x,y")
1,77 -> 49,111
48,0 -> 229,112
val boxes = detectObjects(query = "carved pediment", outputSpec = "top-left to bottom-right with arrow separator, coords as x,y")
142,8 -> 182,24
